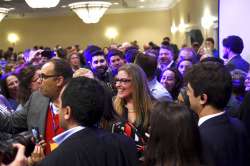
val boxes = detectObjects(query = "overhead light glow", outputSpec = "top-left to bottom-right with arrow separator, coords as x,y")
25,0 -> 60,8
8,33 -> 19,44
105,27 -> 118,39
171,22 -> 178,34
0,8 -> 9,22
201,7 -> 217,29
69,1 -> 112,24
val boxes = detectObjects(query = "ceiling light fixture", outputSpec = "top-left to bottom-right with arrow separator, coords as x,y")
25,0 -> 60,8
69,1 -> 112,24
0,8 -> 9,22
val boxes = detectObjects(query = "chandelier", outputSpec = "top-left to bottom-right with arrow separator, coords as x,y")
69,1 -> 112,24
0,8 -> 9,22
25,0 -> 60,8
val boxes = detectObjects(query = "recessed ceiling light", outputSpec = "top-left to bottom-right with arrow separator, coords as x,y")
140,0 -> 145,2
139,5 -> 144,8
9,7 -> 15,10
3,0 -> 12,2
113,2 -> 119,5
61,5 -> 67,8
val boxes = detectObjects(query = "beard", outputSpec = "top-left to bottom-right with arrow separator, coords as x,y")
93,65 -> 108,78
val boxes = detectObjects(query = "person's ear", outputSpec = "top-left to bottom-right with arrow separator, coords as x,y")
64,106 -> 71,120
56,76 -> 64,87
199,94 -> 208,105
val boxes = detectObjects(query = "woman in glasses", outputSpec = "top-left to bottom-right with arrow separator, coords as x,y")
113,63 -> 153,160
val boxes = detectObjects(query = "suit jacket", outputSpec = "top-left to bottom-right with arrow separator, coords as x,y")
226,55 -> 250,72
0,91 -> 50,136
199,113 -> 250,166
239,91 -> 250,136
38,127 -> 138,166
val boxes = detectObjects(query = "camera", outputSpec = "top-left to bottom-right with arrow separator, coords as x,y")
0,128 -> 40,165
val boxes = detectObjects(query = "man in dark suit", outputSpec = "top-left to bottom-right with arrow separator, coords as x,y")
185,62 -> 250,166
239,91 -> 250,136
0,58 -> 73,154
223,35 -> 249,72
38,77 -> 138,166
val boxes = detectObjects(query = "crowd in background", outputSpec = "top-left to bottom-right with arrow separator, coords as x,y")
0,35 -> 249,166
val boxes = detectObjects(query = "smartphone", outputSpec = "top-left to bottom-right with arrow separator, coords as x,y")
31,127 -> 41,144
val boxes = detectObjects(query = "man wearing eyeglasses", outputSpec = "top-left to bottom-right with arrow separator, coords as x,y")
0,58 -> 73,155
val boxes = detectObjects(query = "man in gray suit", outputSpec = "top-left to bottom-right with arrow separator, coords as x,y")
0,58 -> 73,154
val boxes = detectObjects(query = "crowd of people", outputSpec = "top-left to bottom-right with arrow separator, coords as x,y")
0,35 -> 249,166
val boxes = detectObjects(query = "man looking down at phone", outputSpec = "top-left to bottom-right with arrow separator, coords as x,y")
38,77 -> 138,166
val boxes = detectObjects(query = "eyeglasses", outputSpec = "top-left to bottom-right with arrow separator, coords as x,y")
115,78 -> 132,84
32,77 -> 40,82
39,73 -> 59,80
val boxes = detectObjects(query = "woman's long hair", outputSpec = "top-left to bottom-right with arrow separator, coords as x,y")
144,101 -> 201,166
17,65 -> 40,105
161,68 -> 183,100
114,63 -> 152,130
1,73 -> 18,99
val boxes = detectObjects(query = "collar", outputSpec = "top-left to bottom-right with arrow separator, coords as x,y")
53,126 -> 85,145
148,77 -> 157,89
167,60 -> 174,68
225,54 -> 239,65
50,102 -> 59,115
198,111 -> 225,126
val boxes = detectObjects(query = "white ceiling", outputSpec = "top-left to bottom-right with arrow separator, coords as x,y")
0,0 -> 180,18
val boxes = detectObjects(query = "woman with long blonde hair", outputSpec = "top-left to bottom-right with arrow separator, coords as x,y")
113,63 -> 152,159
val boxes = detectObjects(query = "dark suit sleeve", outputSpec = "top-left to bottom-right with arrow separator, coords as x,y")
239,92 -> 250,135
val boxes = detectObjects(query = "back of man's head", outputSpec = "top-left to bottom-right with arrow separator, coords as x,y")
134,53 -> 157,80
61,77 -> 105,127
185,62 -> 232,110
222,35 -> 244,54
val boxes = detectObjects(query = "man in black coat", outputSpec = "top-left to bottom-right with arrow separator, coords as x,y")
38,77 -> 138,166
223,35 -> 249,72
185,62 -> 250,166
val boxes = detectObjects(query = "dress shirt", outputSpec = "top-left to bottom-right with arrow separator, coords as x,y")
53,126 -> 85,145
198,111 -> 225,126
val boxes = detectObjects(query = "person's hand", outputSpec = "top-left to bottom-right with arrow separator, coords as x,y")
2,143 -> 28,166
28,140 -> 45,166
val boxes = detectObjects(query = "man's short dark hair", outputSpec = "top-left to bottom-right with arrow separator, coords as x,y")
205,37 -> 215,45
84,45 -> 105,63
134,52 -> 157,80
49,58 -> 73,83
222,35 -> 244,54
107,49 -> 124,63
61,77 -> 105,127
160,45 -> 174,54
185,62 -> 232,110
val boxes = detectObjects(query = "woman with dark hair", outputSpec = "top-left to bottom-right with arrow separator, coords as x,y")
17,65 -> 41,106
144,101 -> 201,166
177,58 -> 193,76
0,73 -> 19,110
160,68 -> 183,100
